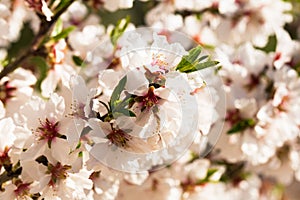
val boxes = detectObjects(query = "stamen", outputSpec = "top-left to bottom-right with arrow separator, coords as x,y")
47,162 -> 71,186
106,129 -> 132,148
37,118 -> 62,147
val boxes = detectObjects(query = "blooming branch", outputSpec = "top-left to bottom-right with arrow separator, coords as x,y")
0,0 -> 75,79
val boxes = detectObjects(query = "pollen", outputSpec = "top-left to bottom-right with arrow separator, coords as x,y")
151,53 -> 169,71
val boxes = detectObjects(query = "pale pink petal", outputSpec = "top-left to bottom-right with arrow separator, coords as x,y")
51,137 -> 71,165
41,70 -> 60,98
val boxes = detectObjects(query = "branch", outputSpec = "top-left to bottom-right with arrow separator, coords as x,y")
175,7 -> 223,18
0,166 -> 22,188
0,0 -> 75,79
0,169 -> 21,183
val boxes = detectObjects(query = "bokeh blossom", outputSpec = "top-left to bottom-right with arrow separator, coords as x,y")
0,0 -> 300,199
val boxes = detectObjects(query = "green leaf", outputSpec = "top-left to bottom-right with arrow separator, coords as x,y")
54,0 -> 72,13
127,110 -> 136,117
6,22 -> 35,62
72,55 -> 85,67
110,76 -> 127,109
188,152 -> 200,163
186,46 -> 202,63
176,46 -> 202,71
227,118 -> 256,134
197,55 -> 209,63
185,61 -> 219,73
115,109 -> 136,117
176,46 -> 219,73
110,16 -> 130,46
214,65 -> 222,74
207,168 -> 218,178
196,168 -> 218,184
255,35 -> 277,53
28,56 -> 49,92
218,161 -> 247,183
51,18 -> 63,37
52,26 -> 75,42
76,142 -> 81,149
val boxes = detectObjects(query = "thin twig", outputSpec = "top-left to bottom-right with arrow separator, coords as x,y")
0,166 -> 22,189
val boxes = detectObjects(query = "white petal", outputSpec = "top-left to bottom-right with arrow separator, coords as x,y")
0,183 -> 17,200
30,175 -> 51,194
68,169 -> 93,190
125,70 -> 148,95
9,68 -> 37,86
12,126 -> 31,149
155,87 -> 177,102
0,100 -> 5,118
0,118 -> 15,150
21,160 -> 47,182
70,75 -> 88,103
89,143 -> 109,163
41,70 -> 60,98
88,118 -> 109,138
55,64 -> 76,88
51,138 -> 71,165
41,0 -> 53,21
46,93 -> 65,118
20,142 -> 47,162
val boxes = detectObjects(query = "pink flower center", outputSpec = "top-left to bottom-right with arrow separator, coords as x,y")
0,147 -> 10,170
14,182 -> 30,197
87,0 -> 105,9
225,109 -> 242,126
245,74 -> 260,91
0,81 -> 16,104
25,0 -> 43,11
47,162 -> 71,186
135,86 -> 160,111
37,118 -> 62,147
106,129 -> 131,148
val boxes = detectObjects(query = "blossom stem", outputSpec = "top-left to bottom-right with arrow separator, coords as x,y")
0,0 -> 75,79
0,166 -> 22,189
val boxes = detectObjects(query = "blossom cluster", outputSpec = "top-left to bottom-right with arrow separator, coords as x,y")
0,0 -> 300,199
